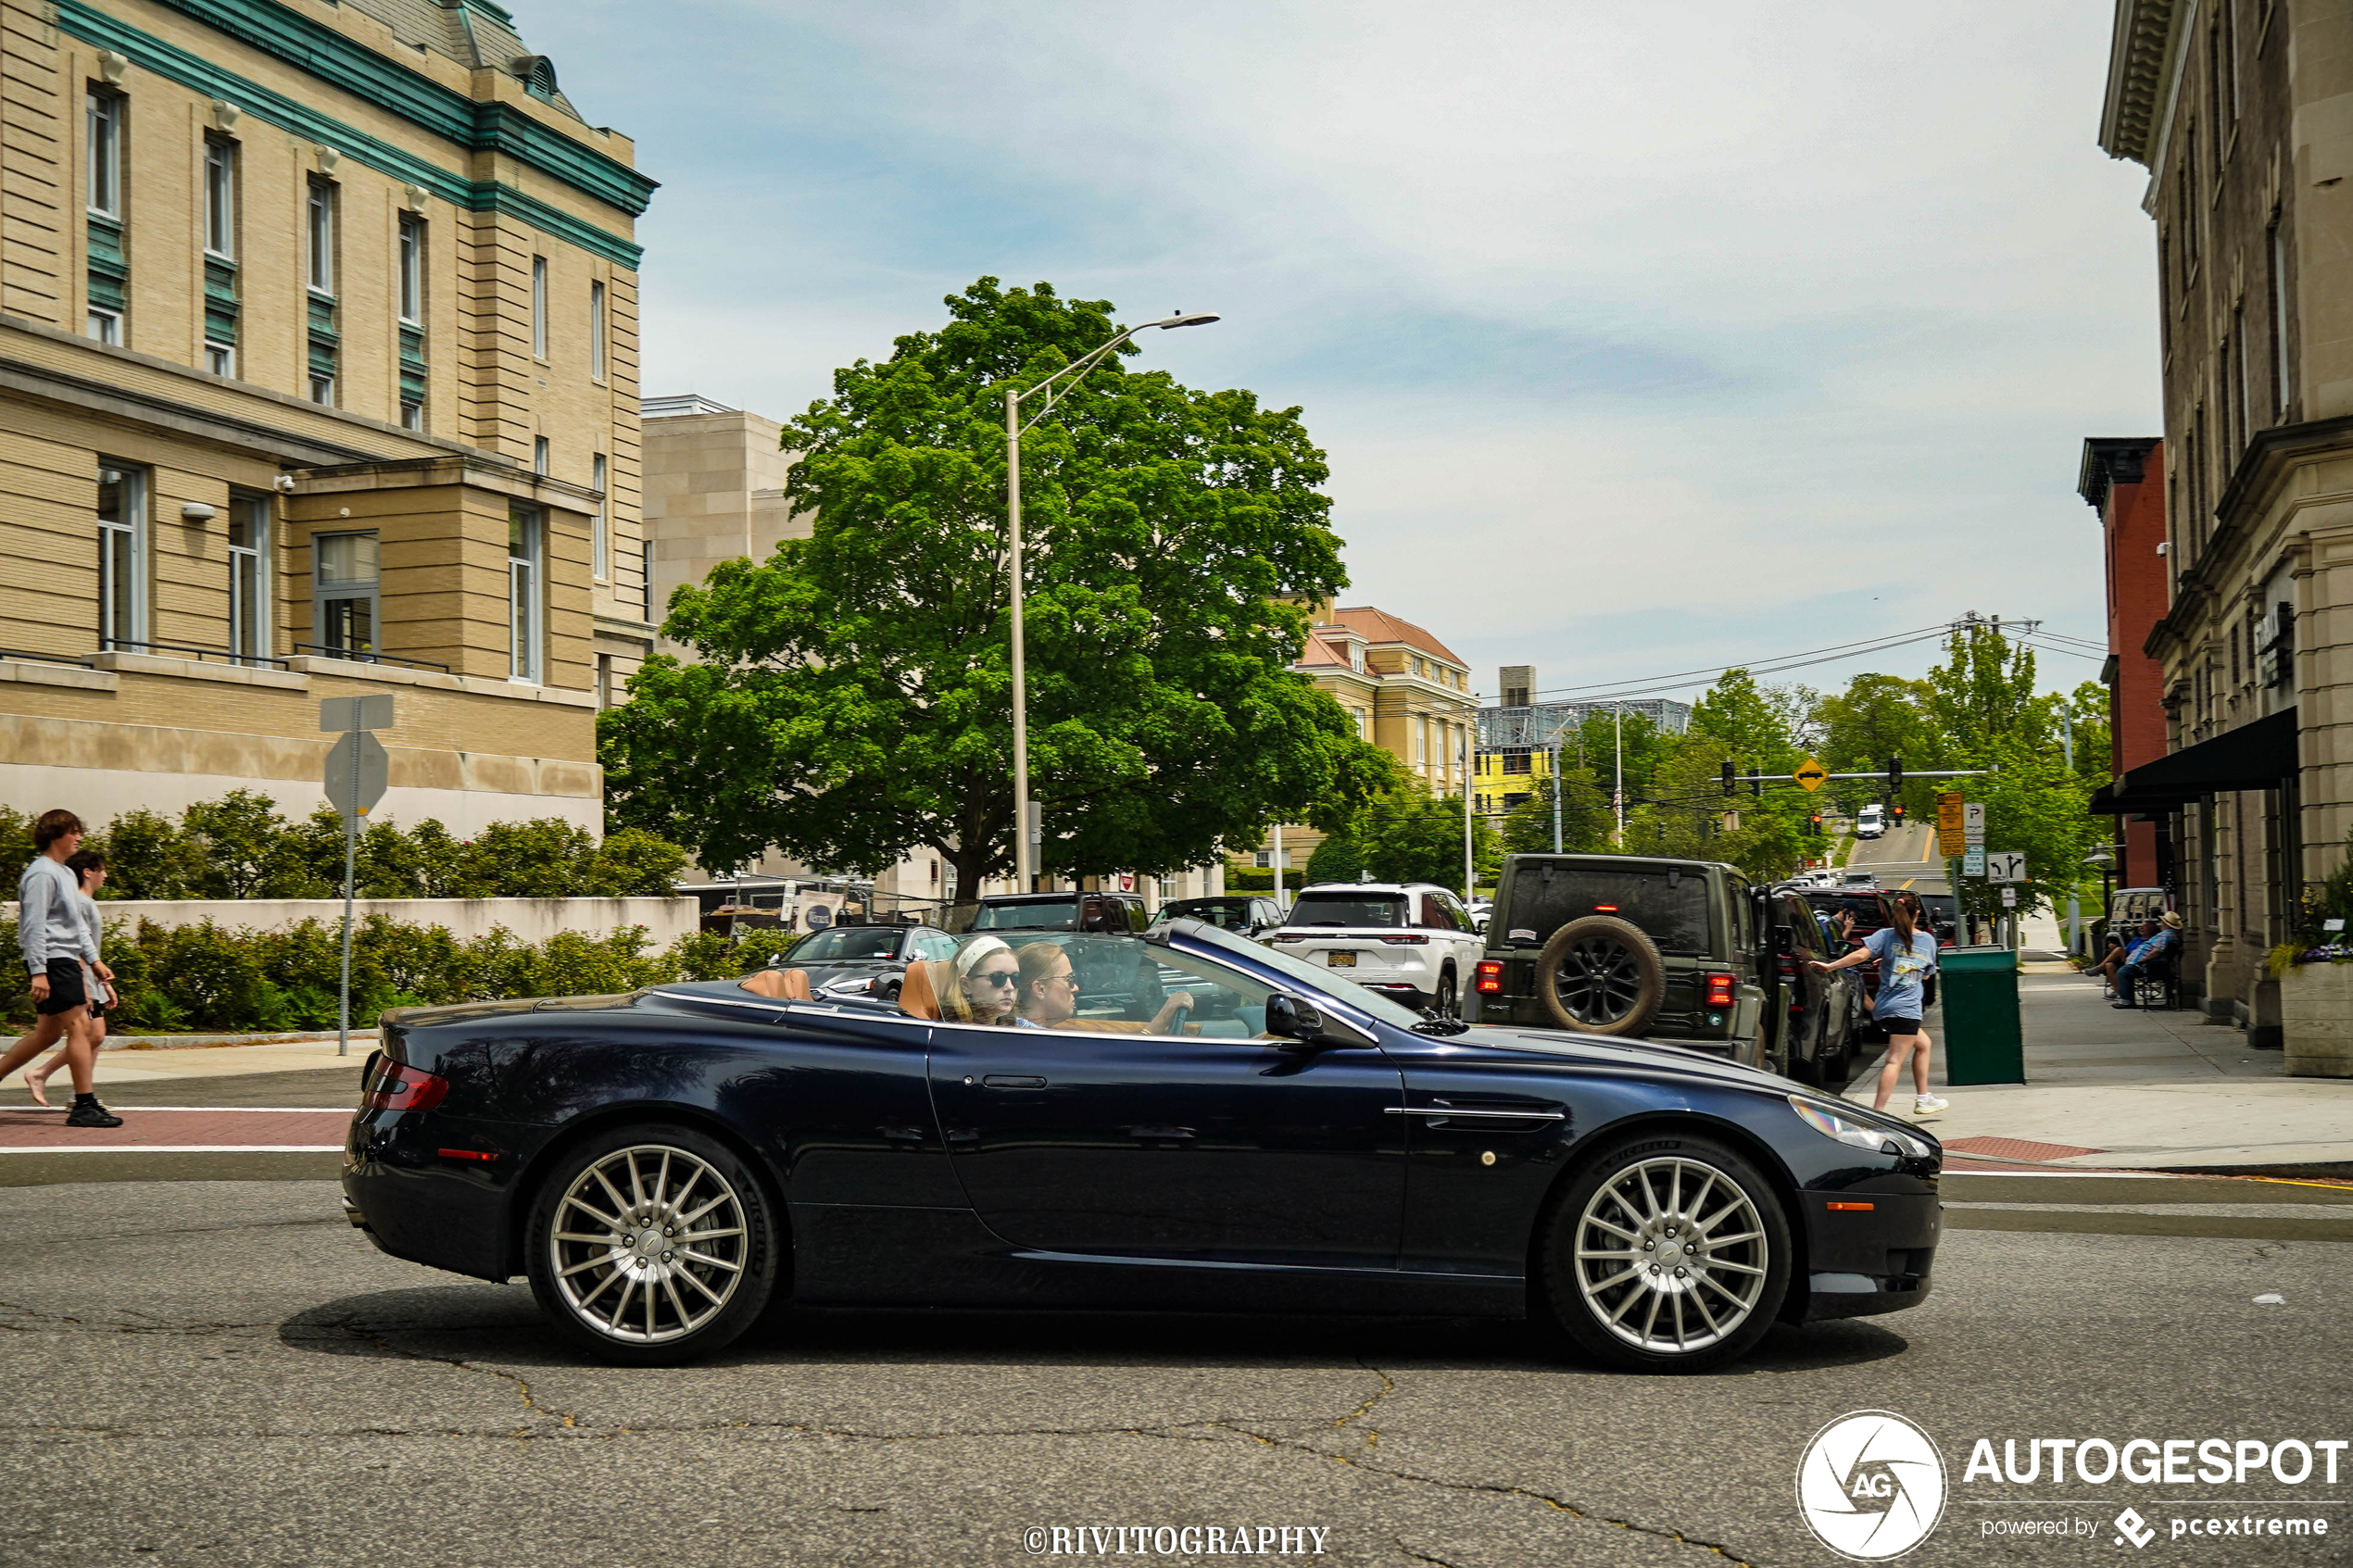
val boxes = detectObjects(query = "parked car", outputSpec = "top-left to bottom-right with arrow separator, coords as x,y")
1465,897 -> 1493,933
1856,804 -> 1885,840
1470,854 -> 1766,1058
1760,888 -> 1865,1088
1148,894 -> 1284,938
345,920 -> 1942,1373
1267,881 -> 1485,1015
772,923 -> 958,1005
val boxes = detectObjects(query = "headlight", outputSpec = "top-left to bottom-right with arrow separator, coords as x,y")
1787,1096 -> 1933,1160
818,974 -> 875,996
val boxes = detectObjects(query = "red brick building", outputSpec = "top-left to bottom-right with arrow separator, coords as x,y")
2079,437 -> 2169,893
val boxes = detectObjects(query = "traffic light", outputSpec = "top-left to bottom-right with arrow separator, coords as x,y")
1721,759 -> 1735,797
1886,755 -> 1904,794
1891,803 -> 1906,822
1750,764 -> 1763,800
1809,812 -> 1824,838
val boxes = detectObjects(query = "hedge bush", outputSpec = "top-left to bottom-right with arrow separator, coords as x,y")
0,914 -> 799,1034
0,794 -> 688,903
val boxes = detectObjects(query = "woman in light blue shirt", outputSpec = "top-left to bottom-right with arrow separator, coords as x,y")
1811,892 -> 1945,1120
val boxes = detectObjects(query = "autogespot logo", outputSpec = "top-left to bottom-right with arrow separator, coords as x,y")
1797,1410 -> 1950,1562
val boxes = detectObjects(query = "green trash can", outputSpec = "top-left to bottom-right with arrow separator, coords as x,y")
1938,945 -> 2023,1085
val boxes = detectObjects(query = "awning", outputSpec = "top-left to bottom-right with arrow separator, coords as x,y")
2089,708 -> 2298,814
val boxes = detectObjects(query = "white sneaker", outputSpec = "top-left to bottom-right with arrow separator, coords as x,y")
1913,1094 -> 1948,1117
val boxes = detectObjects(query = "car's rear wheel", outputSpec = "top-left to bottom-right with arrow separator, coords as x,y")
1434,970 -> 1458,1020
1539,1135 -> 1791,1373
525,1123 -> 779,1365
1536,916 -> 1665,1035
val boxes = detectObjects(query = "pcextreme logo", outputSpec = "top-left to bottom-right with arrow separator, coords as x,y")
1796,1410 -> 1950,1562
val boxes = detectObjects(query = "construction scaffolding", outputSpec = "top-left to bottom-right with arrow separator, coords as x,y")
1476,697 -> 1692,750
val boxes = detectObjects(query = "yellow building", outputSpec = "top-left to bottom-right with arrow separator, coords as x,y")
1236,604 -> 1478,876
0,0 -> 653,833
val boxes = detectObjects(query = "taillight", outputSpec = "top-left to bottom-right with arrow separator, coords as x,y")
1704,973 -> 1736,1010
361,1059 -> 448,1114
1593,904 -> 1619,912
1476,960 -> 1504,995
1377,934 -> 1428,945
1775,955 -> 1798,981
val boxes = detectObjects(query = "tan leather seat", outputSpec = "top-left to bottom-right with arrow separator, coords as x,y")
737,968 -> 813,1002
898,960 -> 946,1020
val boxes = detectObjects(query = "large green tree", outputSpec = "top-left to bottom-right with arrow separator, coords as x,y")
600,279 -> 1391,897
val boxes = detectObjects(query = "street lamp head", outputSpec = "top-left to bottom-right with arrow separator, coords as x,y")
1147,311 -> 1220,330
2082,849 -> 2115,868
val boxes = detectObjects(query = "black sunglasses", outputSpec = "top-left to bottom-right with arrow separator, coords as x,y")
972,971 -> 1018,987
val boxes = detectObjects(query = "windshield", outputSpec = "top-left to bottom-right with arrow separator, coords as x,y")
1285,893 -> 1408,929
872,928 -> 1414,1035
1150,897 -> 1262,933
789,927 -> 905,961
970,899 -> 1077,932
1809,892 -> 1889,934
1510,867 -> 1713,958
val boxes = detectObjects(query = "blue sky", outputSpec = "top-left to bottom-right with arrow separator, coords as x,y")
524,0 -> 2157,704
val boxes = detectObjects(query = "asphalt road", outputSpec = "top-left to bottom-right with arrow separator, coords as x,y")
4,1176 -> 2347,1567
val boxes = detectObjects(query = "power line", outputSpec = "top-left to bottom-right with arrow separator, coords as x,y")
1514,623 -> 1961,699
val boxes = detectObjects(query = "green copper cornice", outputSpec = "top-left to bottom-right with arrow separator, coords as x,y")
61,0 -> 657,219
57,1 -> 644,268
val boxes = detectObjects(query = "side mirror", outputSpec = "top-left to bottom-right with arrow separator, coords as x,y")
1264,994 -> 1375,1049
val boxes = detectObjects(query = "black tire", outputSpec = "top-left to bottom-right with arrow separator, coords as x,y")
524,1122 -> 780,1366
1434,969 -> 1458,1021
1538,1133 -> 1793,1374
1536,916 -> 1666,1035
880,982 -> 901,1005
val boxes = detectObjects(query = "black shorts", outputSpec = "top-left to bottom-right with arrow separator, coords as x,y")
1879,1015 -> 1923,1033
35,959 -> 88,1017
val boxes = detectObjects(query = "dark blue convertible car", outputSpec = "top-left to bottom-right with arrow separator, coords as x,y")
343,919 -> 1941,1373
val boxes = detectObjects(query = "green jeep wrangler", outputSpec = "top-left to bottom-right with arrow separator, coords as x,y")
1468,853 -> 1767,1059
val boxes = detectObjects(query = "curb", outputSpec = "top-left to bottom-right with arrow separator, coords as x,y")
104,1031 -> 382,1052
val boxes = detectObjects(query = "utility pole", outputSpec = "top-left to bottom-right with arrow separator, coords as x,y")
1461,730 -> 1475,901
1613,703 -> 1625,844
1270,822 -> 1284,912
1550,739 -> 1563,852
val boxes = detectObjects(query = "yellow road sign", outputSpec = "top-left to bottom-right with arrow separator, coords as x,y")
1936,790 -> 1966,857
1793,757 -> 1829,792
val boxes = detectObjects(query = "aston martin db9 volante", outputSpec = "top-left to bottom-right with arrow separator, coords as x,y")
342,920 -> 1941,1373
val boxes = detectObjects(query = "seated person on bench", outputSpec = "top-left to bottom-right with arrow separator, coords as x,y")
2111,912 -> 2182,1010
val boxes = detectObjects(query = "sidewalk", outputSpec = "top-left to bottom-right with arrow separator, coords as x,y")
0,1033 -> 377,1094
1842,960 -> 2353,1174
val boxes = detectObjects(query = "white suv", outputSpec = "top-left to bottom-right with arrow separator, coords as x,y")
1267,881 -> 1485,1016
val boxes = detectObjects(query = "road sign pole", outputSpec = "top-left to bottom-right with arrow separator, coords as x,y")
339,751 -> 357,1058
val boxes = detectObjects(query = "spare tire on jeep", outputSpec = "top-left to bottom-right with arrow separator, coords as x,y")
1536,915 -> 1666,1035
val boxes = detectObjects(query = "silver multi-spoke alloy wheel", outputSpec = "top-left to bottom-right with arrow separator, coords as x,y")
548,1143 -> 749,1345
1571,1155 -> 1768,1355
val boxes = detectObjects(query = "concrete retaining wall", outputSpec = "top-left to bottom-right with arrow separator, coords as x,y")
2,897 -> 700,947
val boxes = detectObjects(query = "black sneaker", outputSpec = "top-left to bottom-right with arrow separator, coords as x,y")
65,1100 -> 123,1128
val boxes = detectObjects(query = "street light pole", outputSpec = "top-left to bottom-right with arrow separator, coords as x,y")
1002,310 -> 1218,891
1613,703 -> 1626,844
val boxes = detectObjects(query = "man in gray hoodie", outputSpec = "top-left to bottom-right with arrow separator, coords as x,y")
2,809 -> 120,1125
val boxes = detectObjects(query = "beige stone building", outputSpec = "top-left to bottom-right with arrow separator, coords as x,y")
1237,603 -> 1478,878
2095,0 -> 2353,1030
0,0 -> 652,833
640,394 -> 802,658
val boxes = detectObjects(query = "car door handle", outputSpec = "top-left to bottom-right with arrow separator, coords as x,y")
1386,1106 -> 1566,1122
982,1074 -> 1048,1089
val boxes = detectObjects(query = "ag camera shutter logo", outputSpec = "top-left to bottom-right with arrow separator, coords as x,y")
1796,1410 -> 1948,1561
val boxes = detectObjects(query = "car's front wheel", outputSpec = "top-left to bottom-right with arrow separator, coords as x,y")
525,1123 -> 780,1365
1539,1135 -> 1791,1373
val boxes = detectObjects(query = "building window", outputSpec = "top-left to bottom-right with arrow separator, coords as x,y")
314,531 -> 379,658
2233,304 -> 2250,443
309,374 -> 334,406
87,307 -> 120,345
397,214 -> 423,324
307,178 -> 335,295
203,136 -> 235,257
400,398 -> 422,431
531,256 -> 547,358
204,343 -> 233,375
228,495 -> 271,665
86,90 -> 120,217
591,452 -> 609,580
589,280 -> 607,381
509,504 -> 543,683
96,462 -> 145,651
597,652 -> 614,709
2271,220 -> 2291,412
534,436 -> 550,476
1503,747 -> 1532,775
